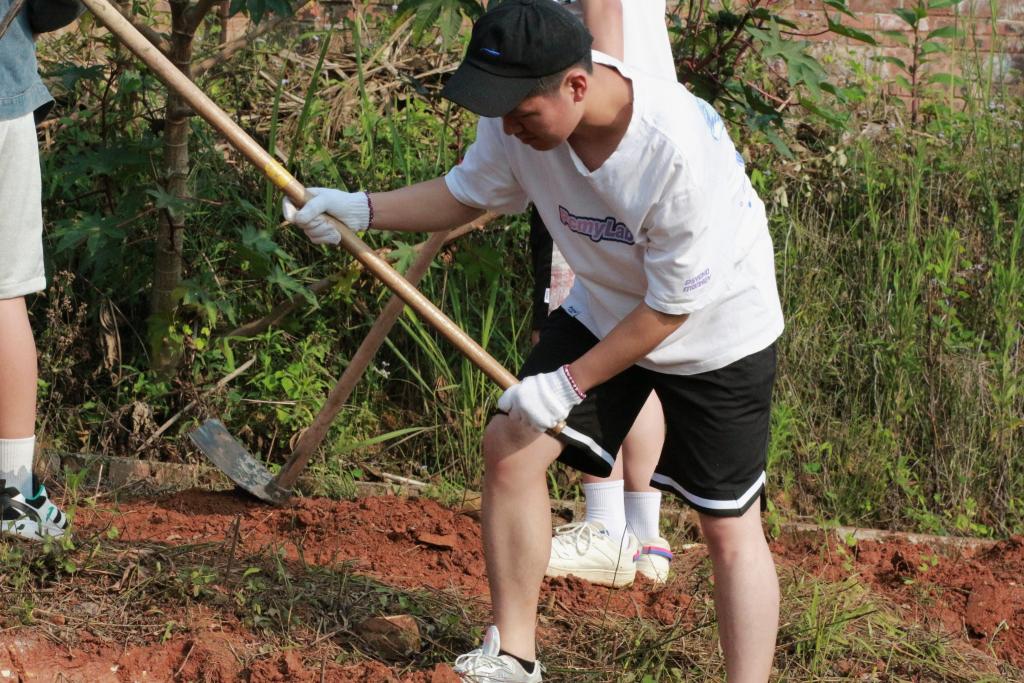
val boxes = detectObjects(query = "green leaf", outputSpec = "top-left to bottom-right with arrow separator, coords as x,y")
823,0 -> 856,19
881,29 -> 911,45
387,240 -> 420,275
893,7 -> 919,27
761,125 -> 794,159
874,55 -> 909,70
265,265 -> 316,306
396,0 -> 484,46
928,72 -> 965,86
921,41 -> 950,54
927,25 -> 961,40
828,17 -> 878,45
146,187 -> 190,214
231,0 -> 292,23
800,96 -> 849,128
337,426 -> 435,455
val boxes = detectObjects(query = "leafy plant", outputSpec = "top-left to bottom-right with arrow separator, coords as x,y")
874,0 -> 963,125
668,0 -> 872,155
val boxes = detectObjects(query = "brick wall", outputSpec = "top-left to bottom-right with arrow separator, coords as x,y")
153,0 -> 1024,85
781,0 -> 1024,84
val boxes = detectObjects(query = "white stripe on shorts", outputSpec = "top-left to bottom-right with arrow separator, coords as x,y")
651,471 -> 766,512
560,425 -> 616,469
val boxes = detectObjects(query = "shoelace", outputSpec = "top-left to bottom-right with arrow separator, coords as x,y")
453,651 -> 519,680
551,521 -> 601,556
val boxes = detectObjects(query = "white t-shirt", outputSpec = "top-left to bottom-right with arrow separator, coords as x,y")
445,55 -> 784,375
560,0 -> 676,81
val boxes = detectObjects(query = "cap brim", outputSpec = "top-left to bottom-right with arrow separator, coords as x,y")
441,61 -> 537,118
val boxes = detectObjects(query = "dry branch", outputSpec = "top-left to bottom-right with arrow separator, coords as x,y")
192,0 -> 312,77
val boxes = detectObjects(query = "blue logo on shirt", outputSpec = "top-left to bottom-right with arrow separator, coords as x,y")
480,47 -> 502,58
696,98 -> 725,140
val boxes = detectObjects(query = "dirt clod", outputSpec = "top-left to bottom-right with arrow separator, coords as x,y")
358,615 -> 422,659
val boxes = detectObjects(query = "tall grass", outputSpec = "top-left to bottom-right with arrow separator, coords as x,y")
767,66 -> 1024,534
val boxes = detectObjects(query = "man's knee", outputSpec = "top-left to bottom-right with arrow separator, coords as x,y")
699,503 -> 768,563
482,415 -> 561,482
482,416 -> 518,464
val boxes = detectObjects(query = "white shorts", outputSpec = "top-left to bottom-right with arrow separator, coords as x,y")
0,112 -> 46,300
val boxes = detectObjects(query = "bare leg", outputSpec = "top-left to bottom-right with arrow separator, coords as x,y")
482,415 -> 564,660
579,391 -> 664,488
0,297 -> 37,438
700,500 -> 778,682
620,392 -> 664,492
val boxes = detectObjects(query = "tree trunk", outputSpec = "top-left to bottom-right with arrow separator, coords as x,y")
149,0 -> 195,373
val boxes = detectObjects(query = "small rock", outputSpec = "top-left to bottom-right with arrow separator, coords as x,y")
430,663 -> 461,682
965,582 -> 1012,638
282,650 -> 304,674
416,533 -> 456,550
357,614 -> 421,659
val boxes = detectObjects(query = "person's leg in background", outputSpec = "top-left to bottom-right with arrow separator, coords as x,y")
0,296 -> 39,498
532,206 -> 672,585
572,392 -> 666,566
0,112 -> 67,540
620,392 -> 671,581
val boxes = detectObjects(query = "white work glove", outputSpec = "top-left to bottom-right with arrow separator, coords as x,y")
281,188 -> 371,245
497,365 -> 586,432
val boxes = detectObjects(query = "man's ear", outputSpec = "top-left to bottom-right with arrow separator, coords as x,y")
566,69 -> 589,103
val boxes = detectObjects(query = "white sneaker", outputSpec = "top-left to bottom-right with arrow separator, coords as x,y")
453,625 -> 542,682
634,537 -> 673,584
0,478 -> 69,541
546,521 -> 638,588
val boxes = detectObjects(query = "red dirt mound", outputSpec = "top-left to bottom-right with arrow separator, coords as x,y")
0,489 -> 1011,679
772,533 -> 1024,666
79,489 -> 706,626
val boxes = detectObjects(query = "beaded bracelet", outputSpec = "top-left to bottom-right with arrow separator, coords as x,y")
364,191 -> 375,229
561,364 -> 586,400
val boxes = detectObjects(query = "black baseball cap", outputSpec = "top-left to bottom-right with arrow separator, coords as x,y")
441,0 -> 593,117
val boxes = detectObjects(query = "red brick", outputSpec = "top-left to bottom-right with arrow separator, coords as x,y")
845,12 -> 879,30
955,0 -> 993,19
849,0 -> 903,13
996,19 -> 1024,35
1000,0 -> 1024,20
968,31 -> 1014,50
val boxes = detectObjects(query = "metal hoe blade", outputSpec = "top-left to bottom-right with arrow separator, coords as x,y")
189,419 -> 291,504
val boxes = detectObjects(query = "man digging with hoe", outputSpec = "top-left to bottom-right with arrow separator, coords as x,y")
284,1 -> 784,680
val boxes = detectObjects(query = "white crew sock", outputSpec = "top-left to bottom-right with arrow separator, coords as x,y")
0,436 -> 35,498
582,479 -> 627,541
624,490 -> 662,541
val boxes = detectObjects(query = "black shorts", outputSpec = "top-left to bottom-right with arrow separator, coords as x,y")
521,310 -> 777,517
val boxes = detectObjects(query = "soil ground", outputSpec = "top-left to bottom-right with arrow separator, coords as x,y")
0,489 -> 1021,681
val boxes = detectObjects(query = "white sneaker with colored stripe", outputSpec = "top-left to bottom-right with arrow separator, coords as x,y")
453,625 -> 542,682
546,521 -> 638,588
0,478 -> 69,541
634,537 -> 673,584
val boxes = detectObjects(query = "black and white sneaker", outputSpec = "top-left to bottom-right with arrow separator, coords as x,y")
0,478 -> 69,541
